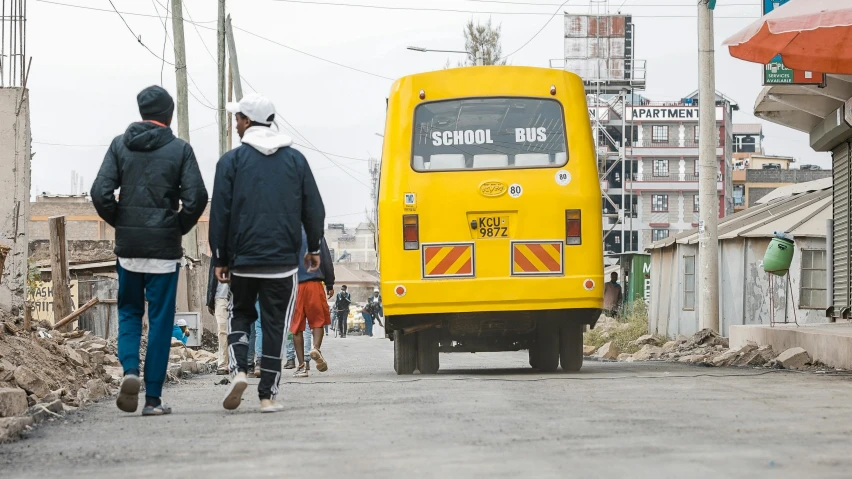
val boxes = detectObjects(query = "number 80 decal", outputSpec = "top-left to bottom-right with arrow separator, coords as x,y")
508,184 -> 523,198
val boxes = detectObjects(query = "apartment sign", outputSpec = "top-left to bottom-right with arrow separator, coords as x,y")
625,107 -> 724,122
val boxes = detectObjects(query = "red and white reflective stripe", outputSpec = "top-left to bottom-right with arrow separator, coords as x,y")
394,285 -> 407,297
583,279 -> 595,291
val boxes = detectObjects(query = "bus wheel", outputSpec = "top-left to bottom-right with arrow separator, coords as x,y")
393,330 -> 416,375
416,328 -> 440,374
536,326 -> 560,373
528,348 -> 539,369
560,323 -> 584,372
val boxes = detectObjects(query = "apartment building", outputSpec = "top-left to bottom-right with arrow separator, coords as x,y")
599,90 -> 737,253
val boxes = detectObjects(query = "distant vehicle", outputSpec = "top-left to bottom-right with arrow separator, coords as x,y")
376,66 -> 603,375
800,164 -> 821,171
762,163 -> 782,170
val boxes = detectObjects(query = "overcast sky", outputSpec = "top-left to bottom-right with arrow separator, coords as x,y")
25,0 -> 829,224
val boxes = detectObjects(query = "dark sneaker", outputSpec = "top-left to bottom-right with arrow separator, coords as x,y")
141,403 -> 172,416
283,359 -> 296,370
116,374 -> 141,413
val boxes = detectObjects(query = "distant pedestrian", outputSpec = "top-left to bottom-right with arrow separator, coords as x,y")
92,85 -> 207,416
372,287 -> 384,327
206,263 -> 230,375
334,285 -> 352,338
291,226 -> 335,378
603,271 -> 623,318
361,297 -> 376,337
210,93 -> 325,413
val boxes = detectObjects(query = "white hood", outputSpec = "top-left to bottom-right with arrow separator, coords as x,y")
241,126 -> 293,156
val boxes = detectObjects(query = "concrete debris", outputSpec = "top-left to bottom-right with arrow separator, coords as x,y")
26,399 -> 64,423
13,366 -> 51,398
583,345 -> 597,357
0,416 -> 33,444
596,342 -> 620,360
0,388 -> 28,418
629,335 -> 663,348
661,341 -> 678,353
679,354 -> 707,363
616,353 -> 633,362
777,347 -> 811,370
632,345 -> 664,361
85,379 -> 111,401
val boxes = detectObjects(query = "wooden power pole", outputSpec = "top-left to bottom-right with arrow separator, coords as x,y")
217,0 -> 227,157
48,216 -> 73,332
225,15 -> 243,101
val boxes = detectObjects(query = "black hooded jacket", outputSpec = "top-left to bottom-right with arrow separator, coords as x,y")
91,122 -> 208,260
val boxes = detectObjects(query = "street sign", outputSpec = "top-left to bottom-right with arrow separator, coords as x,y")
762,0 -> 825,86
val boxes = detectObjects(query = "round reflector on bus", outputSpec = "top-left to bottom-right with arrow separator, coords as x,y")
419,90 -> 426,100
583,279 -> 595,291
550,85 -> 557,96
395,285 -> 407,297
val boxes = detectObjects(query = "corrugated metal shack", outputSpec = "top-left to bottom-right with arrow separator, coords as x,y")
647,180 -> 831,337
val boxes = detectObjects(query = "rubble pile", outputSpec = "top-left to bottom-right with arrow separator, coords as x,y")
0,316 -> 216,443
586,328 -> 821,371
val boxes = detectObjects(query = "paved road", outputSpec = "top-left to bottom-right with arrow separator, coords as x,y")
2,334 -> 852,478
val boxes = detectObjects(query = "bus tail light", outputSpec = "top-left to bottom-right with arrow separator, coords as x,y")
403,215 -> 419,250
566,210 -> 581,245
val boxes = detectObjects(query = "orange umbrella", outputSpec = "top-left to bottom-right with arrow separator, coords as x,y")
723,0 -> 852,74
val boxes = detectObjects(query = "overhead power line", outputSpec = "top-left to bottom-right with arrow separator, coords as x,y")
268,0 -> 759,17
35,0 -> 217,22
107,0 -> 175,66
465,0 -> 756,6
501,0 -> 570,61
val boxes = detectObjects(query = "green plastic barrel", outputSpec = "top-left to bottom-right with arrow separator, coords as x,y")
763,237 -> 795,275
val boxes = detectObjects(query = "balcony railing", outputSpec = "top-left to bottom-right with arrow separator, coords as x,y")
636,139 -> 721,148
633,173 -> 724,182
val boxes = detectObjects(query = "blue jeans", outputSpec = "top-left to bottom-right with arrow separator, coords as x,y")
116,262 -> 179,398
363,313 -> 373,337
247,302 -> 262,364
286,327 -> 312,363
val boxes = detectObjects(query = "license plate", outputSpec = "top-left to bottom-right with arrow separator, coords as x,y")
474,216 -> 510,239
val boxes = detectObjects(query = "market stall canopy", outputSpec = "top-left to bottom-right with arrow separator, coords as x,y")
723,0 -> 852,74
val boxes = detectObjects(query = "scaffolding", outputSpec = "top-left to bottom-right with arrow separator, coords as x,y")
0,0 -> 28,88
551,1 -> 646,255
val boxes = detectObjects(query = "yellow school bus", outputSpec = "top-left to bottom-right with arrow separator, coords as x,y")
377,66 -> 603,374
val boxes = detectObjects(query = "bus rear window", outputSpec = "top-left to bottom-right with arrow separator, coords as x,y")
412,97 -> 567,172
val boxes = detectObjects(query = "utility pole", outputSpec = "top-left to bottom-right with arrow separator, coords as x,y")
225,15 -> 243,100
698,0 -> 719,332
620,89 -> 626,254
170,0 -> 190,142
217,0 -> 227,157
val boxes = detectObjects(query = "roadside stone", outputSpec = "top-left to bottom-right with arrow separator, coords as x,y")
616,353 -> 633,361
64,346 -> 84,367
630,335 -> 662,348
0,388 -> 28,417
171,338 -> 185,348
595,342 -> 620,360
13,366 -> 50,398
583,345 -> 596,356
89,351 -> 105,366
662,341 -> 678,353
711,349 -> 739,367
777,347 -> 811,370
633,345 -> 664,361
103,354 -> 120,367
77,349 -> 92,366
732,350 -> 762,367
0,416 -> 33,444
85,379 -> 110,400
679,354 -> 706,363
26,399 -> 64,424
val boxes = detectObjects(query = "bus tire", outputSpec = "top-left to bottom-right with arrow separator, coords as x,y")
416,328 -> 440,374
536,326 -> 560,373
528,348 -> 539,369
559,323 -> 584,372
393,330 -> 416,375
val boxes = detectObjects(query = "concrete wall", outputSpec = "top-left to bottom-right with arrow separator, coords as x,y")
745,169 -> 832,184
29,200 -> 113,241
650,236 -> 827,338
29,240 -> 115,264
0,88 -> 31,314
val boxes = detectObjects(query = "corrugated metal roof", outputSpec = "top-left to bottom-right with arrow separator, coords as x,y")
647,187 -> 831,250
756,177 -> 833,205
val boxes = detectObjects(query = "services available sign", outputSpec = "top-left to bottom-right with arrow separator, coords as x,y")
762,0 -> 824,86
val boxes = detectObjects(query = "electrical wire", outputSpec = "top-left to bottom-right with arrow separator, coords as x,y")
150,0 -> 169,85
501,0 -> 570,62
267,0 -> 759,18
467,0 -> 757,6
34,0 -> 218,22
106,0 -> 175,67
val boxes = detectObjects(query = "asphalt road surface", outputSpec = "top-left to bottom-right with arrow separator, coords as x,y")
2,334 -> 852,478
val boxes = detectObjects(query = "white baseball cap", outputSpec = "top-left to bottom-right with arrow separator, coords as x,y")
175,318 -> 187,327
226,93 -> 276,125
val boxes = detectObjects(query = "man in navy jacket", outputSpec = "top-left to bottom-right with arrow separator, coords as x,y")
210,93 -> 325,413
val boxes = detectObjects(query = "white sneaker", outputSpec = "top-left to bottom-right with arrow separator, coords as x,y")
293,363 -> 309,378
222,372 -> 248,410
260,399 -> 285,413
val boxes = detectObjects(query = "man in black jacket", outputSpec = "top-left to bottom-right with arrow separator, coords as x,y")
210,93 -> 325,413
91,85 -> 207,416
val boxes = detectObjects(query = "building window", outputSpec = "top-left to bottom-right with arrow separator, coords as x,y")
694,159 -> 699,177
652,125 -> 669,143
653,159 -> 669,177
733,184 -> 745,207
651,194 -> 668,212
800,249 -> 827,309
693,195 -> 699,212
694,126 -> 700,143
652,229 -> 669,242
684,255 -> 695,310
